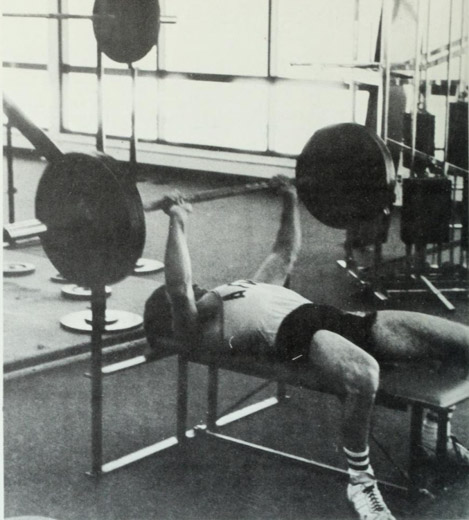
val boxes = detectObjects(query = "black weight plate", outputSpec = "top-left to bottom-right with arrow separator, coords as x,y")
296,123 -> 395,229
93,0 -> 160,64
35,153 -> 145,287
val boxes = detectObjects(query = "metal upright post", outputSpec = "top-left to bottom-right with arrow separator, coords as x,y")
266,0 -> 274,153
6,121 -> 16,223
129,62 -> 138,181
423,0 -> 431,114
207,365 -> 219,431
410,0 -> 423,178
444,0 -> 455,264
351,0 -> 360,123
89,284 -> 107,476
408,403 -> 424,499
96,47 -> 105,153
458,0 -> 468,266
176,354 -> 189,442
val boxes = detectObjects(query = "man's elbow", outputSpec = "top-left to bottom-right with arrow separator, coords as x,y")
166,282 -> 193,301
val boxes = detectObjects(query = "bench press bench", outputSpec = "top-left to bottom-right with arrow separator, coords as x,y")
91,339 -> 469,499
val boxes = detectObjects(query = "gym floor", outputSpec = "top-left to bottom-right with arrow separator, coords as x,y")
3,154 -> 469,520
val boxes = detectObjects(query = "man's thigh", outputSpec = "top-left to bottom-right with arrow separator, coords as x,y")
370,310 -> 469,363
294,330 -> 379,397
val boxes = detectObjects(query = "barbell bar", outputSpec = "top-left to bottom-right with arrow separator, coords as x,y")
3,13 -> 115,20
143,180 -> 283,212
3,12 -> 176,23
4,94 -> 395,288
144,122 -> 396,231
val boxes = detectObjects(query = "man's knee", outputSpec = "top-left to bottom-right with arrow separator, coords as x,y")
312,330 -> 380,398
344,355 -> 380,399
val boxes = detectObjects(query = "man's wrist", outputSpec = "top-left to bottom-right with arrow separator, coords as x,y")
282,189 -> 298,202
169,209 -> 188,226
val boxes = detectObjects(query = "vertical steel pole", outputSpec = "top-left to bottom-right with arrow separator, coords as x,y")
457,0 -> 467,96
458,0 -> 468,265
96,47 -> 105,153
422,0 -> 431,113
381,0 -> 392,142
207,365 -> 219,431
408,404 -> 424,499
376,0 -> 385,137
266,0 -> 274,153
351,0 -> 360,123
444,0 -> 455,263
444,0 -> 455,164
57,0 -> 65,132
410,0 -> 423,178
47,0 -> 61,142
155,2 -> 162,142
129,63 -> 138,181
6,122 -> 16,224
436,409 -> 450,461
176,355 -> 189,442
89,285 -> 106,476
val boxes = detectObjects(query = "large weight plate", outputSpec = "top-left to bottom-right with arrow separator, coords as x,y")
61,284 -> 112,300
296,123 -> 395,229
35,153 -> 145,287
60,309 -> 143,333
4,262 -> 36,277
93,0 -> 160,64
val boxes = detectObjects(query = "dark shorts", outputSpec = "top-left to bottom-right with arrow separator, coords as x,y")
275,304 -> 378,363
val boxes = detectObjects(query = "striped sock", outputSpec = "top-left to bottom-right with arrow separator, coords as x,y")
344,446 -> 374,481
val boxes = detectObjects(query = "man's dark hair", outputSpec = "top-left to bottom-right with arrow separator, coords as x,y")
144,284 -> 208,349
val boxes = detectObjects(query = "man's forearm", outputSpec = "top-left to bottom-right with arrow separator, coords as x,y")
164,214 -> 193,294
272,191 -> 302,261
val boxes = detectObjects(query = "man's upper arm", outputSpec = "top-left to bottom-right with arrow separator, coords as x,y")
168,289 -> 199,342
251,252 -> 292,286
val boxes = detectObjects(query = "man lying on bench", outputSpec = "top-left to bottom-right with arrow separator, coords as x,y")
144,176 -> 469,520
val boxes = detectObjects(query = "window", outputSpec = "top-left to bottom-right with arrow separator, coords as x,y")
161,0 -> 269,76
160,78 -> 268,150
4,0 -> 384,161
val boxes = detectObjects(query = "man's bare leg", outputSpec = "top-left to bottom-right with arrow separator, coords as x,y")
302,330 -> 395,520
370,311 -> 469,465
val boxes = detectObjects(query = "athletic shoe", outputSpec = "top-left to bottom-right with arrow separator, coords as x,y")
420,436 -> 469,467
347,481 -> 396,520
449,436 -> 469,466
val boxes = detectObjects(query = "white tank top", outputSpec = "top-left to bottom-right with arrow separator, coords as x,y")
211,280 -> 311,354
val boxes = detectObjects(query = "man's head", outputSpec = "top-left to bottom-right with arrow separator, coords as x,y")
144,284 -> 208,349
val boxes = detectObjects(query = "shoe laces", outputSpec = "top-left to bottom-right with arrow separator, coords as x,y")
363,484 -> 386,512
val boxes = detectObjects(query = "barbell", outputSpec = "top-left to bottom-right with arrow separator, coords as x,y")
144,123 -> 396,230
4,95 -> 395,289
